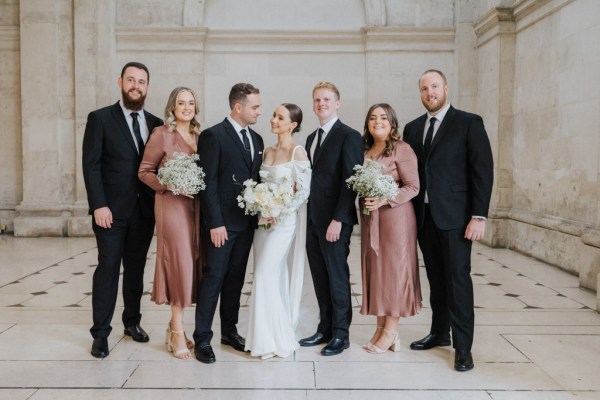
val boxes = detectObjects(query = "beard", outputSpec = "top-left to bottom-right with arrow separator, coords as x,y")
122,88 -> 146,111
422,92 -> 447,114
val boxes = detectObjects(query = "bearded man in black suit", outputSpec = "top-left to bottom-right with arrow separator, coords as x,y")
82,62 -> 163,358
402,69 -> 494,372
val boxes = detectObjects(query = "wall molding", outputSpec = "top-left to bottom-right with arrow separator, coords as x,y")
116,27 -> 208,52
362,26 -> 454,52
474,0 -> 578,46
0,26 -> 19,51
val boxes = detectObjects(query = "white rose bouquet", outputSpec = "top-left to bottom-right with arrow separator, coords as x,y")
157,152 -> 206,196
346,159 -> 399,215
236,173 -> 294,229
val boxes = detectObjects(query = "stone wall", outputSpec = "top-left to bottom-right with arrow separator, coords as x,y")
1,0 -> 599,306
0,0 -> 21,233
473,0 -> 600,299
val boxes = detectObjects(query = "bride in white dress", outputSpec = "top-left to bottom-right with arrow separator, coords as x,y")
245,103 -> 311,359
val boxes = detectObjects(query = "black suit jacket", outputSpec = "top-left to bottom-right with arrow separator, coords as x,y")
306,119 -> 364,227
198,118 -> 264,232
403,106 -> 493,230
82,101 -> 163,219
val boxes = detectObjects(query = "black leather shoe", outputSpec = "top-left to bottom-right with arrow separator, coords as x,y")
91,337 -> 109,358
299,332 -> 331,347
409,333 -> 451,350
194,344 -> 216,364
455,350 -> 474,371
124,324 -> 150,343
221,332 -> 247,352
320,337 -> 350,356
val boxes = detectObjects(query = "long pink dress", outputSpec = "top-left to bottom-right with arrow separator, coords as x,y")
360,140 -> 422,317
138,125 -> 201,308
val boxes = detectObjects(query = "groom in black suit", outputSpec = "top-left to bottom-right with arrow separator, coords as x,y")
402,69 -> 493,371
300,81 -> 364,356
82,62 -> 163,358
194,83 -> 265,364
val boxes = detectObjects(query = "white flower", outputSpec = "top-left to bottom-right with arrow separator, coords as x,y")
157,152 -> 205,195
236,177 -> 295,222
346,159 -> 398,214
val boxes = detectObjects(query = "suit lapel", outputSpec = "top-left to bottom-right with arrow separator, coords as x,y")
110,102 -> 138,155
306,131 -> 316,164
429,106 -> 455,154
249,127 -> 262,172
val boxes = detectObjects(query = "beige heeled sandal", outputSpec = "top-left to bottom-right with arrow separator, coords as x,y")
165,322 -> 193,349
165,323 -> 191,359
365,328 -> 400,354
362,326 -> 384,349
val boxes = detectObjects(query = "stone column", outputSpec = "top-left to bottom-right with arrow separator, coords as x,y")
473,6 -> 516,248
68,0 -> 116,236
14,0 -> 76,236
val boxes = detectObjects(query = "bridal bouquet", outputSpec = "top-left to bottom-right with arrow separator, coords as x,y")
157,152 -> 206,195
236,173 -> 294,228
346,159 -> 399,215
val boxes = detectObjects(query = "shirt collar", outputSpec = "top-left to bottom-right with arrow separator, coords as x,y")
227,116 -> 247,134
119,100 -> 144,118
319,116 -> 339,134
427,103 -> 450,123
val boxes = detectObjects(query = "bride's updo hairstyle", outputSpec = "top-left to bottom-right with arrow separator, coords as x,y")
282,103 -> 303,134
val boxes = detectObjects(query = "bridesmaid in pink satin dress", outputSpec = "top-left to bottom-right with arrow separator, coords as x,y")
138,87 -> 202,359
359,103 -> 422,354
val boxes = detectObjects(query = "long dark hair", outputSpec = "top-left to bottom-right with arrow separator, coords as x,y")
363,103 -> 401,157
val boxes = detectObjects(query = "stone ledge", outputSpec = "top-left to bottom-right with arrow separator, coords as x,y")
509,209 -> 598,247
67,217 -> 93,237
13,216 -> 65,237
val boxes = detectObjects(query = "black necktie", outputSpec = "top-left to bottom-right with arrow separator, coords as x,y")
423,117 -> 437,155
314,128 -> 324,158
131,112 -> 144,154
241,128 -> 252,162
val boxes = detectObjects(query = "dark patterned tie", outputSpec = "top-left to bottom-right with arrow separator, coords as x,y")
423,117 -> 437,155
131,112 -> 144,154
241,128 -> 252,163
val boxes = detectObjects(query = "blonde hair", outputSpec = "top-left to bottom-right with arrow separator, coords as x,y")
312,81 -> 340,100
164,87 -> 201,134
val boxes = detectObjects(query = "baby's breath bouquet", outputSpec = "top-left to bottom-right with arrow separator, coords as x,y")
236,173 -> 294,229
346,159 -> 399,215
157,152 -> 206,195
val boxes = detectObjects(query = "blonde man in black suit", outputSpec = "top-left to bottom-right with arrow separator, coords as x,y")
299,81 -> 364,356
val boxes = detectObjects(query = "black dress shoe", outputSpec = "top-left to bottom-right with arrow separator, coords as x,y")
409,333 -> 451,350
91,337 -> 109,358
124,324 -> 150,343
455,350 -> 474,371
320,337 -> 350,356
299,332 -> 331,347
221,332 -> 247,352
194,344 -> 216,364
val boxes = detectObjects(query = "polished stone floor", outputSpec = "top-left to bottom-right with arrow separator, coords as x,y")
0,233 -> 599,400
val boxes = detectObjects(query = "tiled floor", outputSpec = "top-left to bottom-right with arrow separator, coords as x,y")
1,233 -> 599,399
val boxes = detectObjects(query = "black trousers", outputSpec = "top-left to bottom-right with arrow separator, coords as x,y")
305,223 -> 353,340
193,227 -> 254,344
90,203 -> 154,339
418,205 -> 474,351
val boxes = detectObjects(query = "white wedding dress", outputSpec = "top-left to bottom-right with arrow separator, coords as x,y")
245,146 -> 311,359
